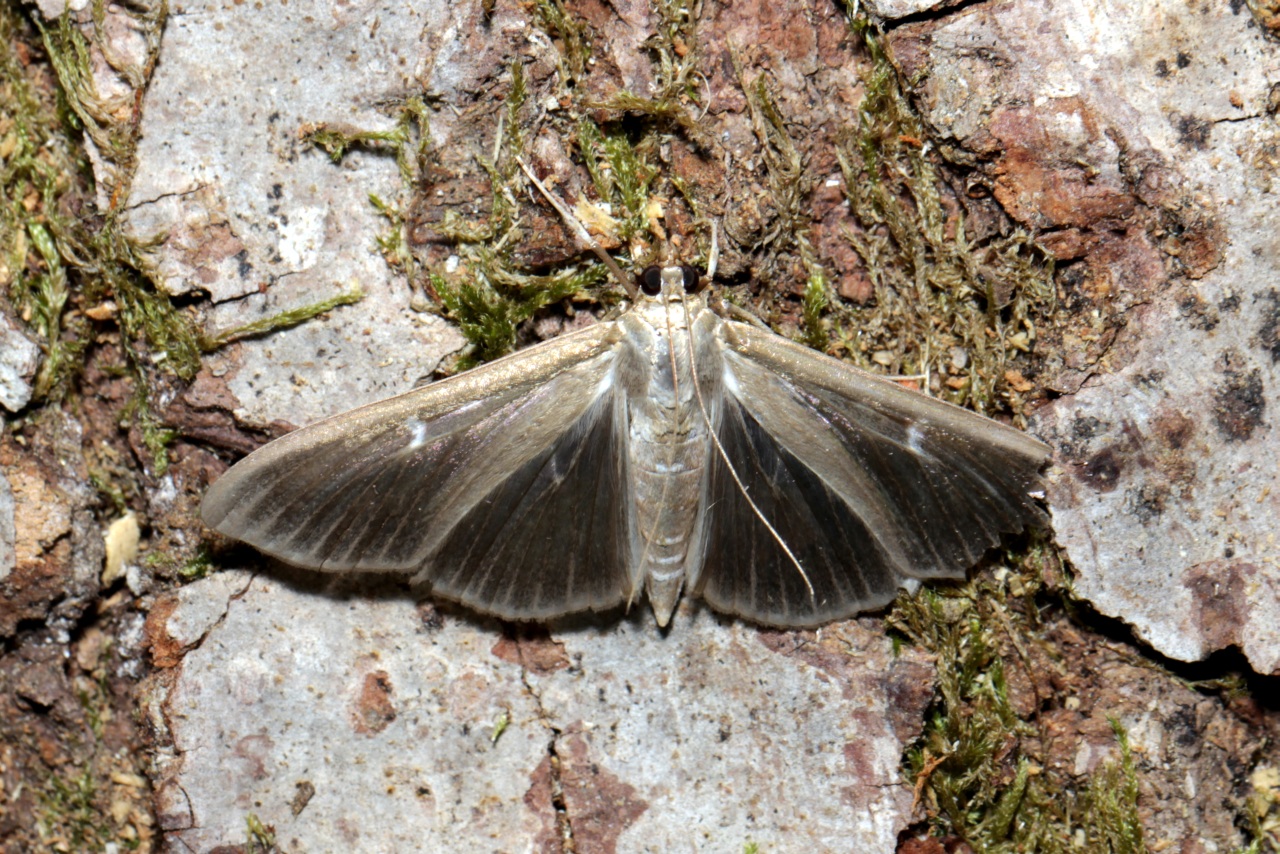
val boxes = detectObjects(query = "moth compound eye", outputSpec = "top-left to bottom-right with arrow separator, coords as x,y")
681,265 -> 704,293
639,266 -> 663,296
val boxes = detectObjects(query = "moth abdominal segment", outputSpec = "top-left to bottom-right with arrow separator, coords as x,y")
645,566 -> 685,628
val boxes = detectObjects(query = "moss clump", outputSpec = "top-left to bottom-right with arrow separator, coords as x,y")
245,812 -> 278,853
301,7 -> 723,368
588,0 -> 709,145
198,285 -> 365,351
732,63 -> 834,349
425,62 -> 614,366
429,265 -> 604,367
533,0 -> 592,86
302,94 -> 432,187
37,766 -> 104,850
891,551 -> 1147,854
833,22 -> 1054,421
3,2 -> 205,473
1240,765 -> 1280,853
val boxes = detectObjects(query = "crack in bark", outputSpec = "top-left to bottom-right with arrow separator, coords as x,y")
185,571 -> 256,656
1210,112 -> 1269,125
123,183 -> 208,213
880,0 -> 994,33
519,663 -> 576,852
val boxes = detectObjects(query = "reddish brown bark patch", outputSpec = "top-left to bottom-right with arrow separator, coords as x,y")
231,732 -> 274,783
1253,288 -> 1280,364
899,837 -> 974,854
557,727 -> 650,854
145,594 -> 185,669
162,369 -> 283,457
1183,560 -> 1253,652
491,628 -> 571,675
522,754 -> 565,854
988,101 -> 1137,230
1212,353 -> 1266,442
351,669 -> 397,735
1024,614 -> 1261,844
0,437 -> 96,637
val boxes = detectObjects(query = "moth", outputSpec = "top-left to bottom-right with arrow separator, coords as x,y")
202,166 -> 1049,628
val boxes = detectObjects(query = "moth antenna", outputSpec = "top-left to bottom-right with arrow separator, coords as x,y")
680,297 -> 817,605
517,158 -> 638,300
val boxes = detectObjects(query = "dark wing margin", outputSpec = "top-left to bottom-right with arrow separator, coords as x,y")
201,323 -> 636,621
689,322 -> 1050,628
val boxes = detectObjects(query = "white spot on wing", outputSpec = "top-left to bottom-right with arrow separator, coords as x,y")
406,417 -> 428,450
907,424 -> 926,455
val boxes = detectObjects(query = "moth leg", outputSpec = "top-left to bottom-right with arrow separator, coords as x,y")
720,301 -> 773,331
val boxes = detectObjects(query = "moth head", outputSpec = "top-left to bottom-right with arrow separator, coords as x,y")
637,264 -> 707,301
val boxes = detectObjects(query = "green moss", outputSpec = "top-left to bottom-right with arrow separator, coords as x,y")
179,544 -> 215,580
245,812 -> 278,853
141,542 -> 214,581
421,62 -> 619,364
833,24 -> 1054,419
293,91 -> 446,322
37,766 -> 110,851
588,0 -> 707,145
302,94 -> 431,186
1238,764 -> 1280,854
532,0 -> 591,85
35,1 -> 185,347
891,549 -> 1150,854
587,123 -> 658,248
430,60 -> 526,251
297,59 -> 582,368
20,222 -> 77,397
738,69 -> 808,255
722,54 -> 839,351
429,264 -> 604,367
88,467 -> 128,516
1084,718 -> 1147,854
490,709 -> 511,745
199,286 -> 365,351
3,3 -> 205,475
800,267 -> 830,352
2,6 -> 84,400
286,7 -> 717,369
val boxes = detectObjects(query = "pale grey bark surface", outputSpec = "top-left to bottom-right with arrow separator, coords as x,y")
885,0 -> 1280,673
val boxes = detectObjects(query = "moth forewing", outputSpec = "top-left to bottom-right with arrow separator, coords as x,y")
722,322 -> 1051,466
716,317 -> 1044,591
200,321 -> 636,604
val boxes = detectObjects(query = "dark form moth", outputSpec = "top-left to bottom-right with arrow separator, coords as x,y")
202,167 -> 1049,628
